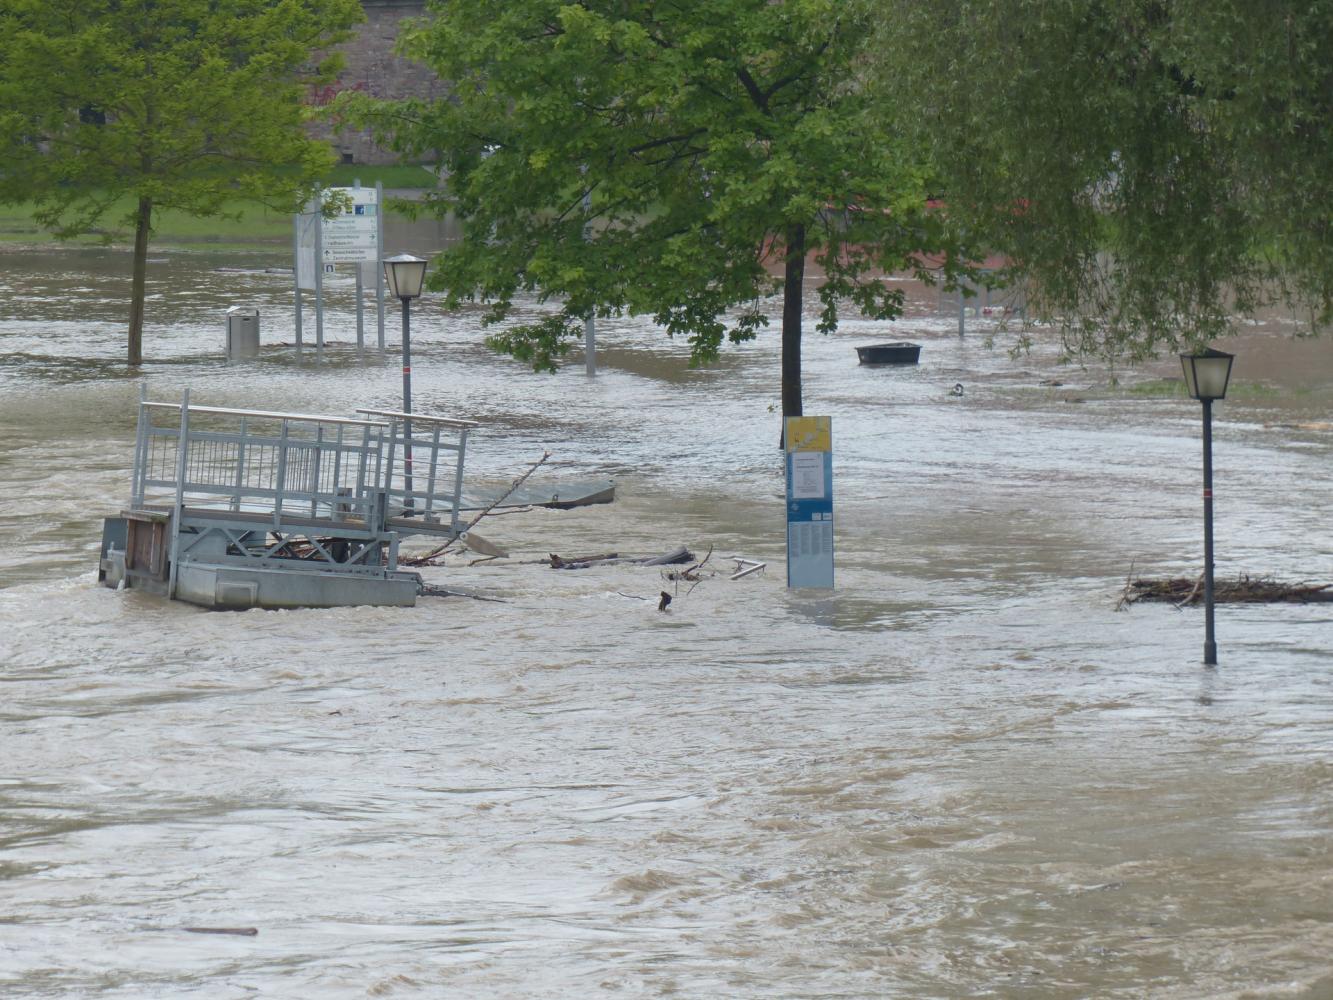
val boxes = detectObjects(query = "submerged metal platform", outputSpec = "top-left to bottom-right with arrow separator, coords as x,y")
99,391 -> 478,610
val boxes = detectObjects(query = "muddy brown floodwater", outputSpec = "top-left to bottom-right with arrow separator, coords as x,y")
1,243 -> 1330,998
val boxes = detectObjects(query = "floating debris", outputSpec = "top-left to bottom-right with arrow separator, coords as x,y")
547,546 -> 692,570
1118,574 -> 1332,609
855,342 -> 921,365
663,546 -> 713,582
639,545 -> 693,567
727,556 -> 767,580
402,451 -> 550,567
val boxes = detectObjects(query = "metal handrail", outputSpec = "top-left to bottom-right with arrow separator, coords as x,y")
130,395 -> 470,540
355,407 -> 479,430
134,400 -> 388,526
363,411 -> 472,534
144,401 -> 389,428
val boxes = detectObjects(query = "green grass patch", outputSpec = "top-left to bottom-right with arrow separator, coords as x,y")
0,169 -> 433,249
0,198 -> 294,246
0,203 -> 47,242
1229,380 -> 1288,400
1124,377 -> 1283,400
1124,378 -> 1189,398
156,204 -> 295,243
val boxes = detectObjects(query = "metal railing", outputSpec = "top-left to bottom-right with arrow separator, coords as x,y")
133,396 -> 388,526
128,393 -> 475,540
356,408 -> 476,536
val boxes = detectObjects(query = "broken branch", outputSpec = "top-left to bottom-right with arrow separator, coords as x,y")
404,451 -> 551,566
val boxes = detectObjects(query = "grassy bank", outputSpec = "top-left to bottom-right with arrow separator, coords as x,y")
0,164 -> 438,249
1122,377 -> 1287,400
0,201 -> 296,247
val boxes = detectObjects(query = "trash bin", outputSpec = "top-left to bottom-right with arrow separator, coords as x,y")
226,306 -> 260,359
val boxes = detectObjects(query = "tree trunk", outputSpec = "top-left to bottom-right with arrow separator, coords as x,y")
780,222 -> 806,446
127,195 -> 152,366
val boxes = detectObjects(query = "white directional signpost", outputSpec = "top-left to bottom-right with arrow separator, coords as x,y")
323,185 -> 381,356
323,186 -> 379,264
293,184 -> 383,358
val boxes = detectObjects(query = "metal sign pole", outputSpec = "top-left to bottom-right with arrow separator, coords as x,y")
292,213 -> 303,357
354,180 -> 365,357
355,267 -> 365,356
1202,397 -> 1218,666
376,180 -> 386,352
402,296 -> 414,507
585,315 -> 596,375
314,195 -> 326,356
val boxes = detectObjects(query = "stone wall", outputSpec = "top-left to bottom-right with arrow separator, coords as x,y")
307,0 -> 444,166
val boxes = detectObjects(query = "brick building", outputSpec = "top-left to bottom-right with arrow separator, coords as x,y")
307,0 -> 444,165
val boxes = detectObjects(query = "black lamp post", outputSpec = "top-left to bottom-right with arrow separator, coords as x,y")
1180,347 -> 1235,666
383,253 -> 427,510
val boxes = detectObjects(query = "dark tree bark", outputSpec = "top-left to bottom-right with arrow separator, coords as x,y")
127,195 -> 152,366
781,222 -> 806,424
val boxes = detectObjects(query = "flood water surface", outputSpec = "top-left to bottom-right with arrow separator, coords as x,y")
1,244 -> 1331,998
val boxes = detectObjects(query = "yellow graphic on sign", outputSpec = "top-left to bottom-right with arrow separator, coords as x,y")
785,416 -> 831,453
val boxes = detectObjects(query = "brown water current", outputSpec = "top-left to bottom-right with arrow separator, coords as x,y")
0,243 -> 1330,998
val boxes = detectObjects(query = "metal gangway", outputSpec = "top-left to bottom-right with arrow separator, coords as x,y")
103,390 -> 478,608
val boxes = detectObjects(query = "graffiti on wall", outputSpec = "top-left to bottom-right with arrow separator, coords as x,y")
306,81 -> 370,107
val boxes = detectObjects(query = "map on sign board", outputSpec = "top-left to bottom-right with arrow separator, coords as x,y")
321,187 -> 379,264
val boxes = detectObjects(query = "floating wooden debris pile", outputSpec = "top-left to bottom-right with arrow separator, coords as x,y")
662,546 -> 712,582
1119,574 -> 1333,609
549,551 -> 620,569
549,545 -> 693,570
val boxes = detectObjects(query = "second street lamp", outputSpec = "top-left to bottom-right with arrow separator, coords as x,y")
383,253 -> 428,513
1180,347 -> 1235,667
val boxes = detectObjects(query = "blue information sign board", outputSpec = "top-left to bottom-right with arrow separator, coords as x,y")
785,416 -> 834,589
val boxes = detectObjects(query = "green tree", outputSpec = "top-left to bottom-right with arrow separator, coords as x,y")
880,0 -> 1333,361
0,0 -> 363,365
350,0 -> 968,420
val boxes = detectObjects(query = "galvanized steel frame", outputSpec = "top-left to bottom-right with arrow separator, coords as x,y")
127,393 -> 475,593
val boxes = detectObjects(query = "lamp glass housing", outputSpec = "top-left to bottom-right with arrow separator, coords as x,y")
1180,348 -> 1235,401
383,254 -> 427,300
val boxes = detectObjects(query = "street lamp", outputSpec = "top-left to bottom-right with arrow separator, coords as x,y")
384,253 -> 428,511
1180,347 -> 1235,666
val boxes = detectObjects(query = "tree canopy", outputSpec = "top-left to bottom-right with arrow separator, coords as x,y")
350,0 -> 969,418
0,0 -> 363,364
879,0 -> 1333,361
